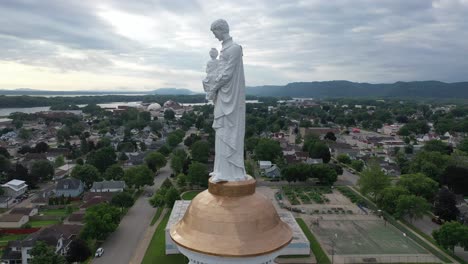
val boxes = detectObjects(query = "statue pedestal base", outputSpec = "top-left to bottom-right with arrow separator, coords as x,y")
170,176 -> 292,264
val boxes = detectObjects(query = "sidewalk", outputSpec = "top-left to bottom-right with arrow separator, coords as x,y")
129,208 -> 168,264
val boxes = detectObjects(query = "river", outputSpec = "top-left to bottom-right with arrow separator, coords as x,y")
0,100 -> 260,117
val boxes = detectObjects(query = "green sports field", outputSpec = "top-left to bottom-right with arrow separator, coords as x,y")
311,220 -> 427,255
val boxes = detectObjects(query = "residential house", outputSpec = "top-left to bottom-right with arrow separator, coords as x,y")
54,164 -> 76,180
90,180 -> 126,193
1,224 -> 82,264
9,207 -> 38,217
264,165 -> 281,178
329,142 -> 360,159
0,214 -> 29,228
45,148 -> 69,163
305,158 -> 323,165
66,212 -> 85,225
80,195 -> 113,209
55,178 -> 84,198
1,180 -> 28,199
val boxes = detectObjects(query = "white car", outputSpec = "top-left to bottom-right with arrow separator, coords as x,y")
95,248 -> 104,257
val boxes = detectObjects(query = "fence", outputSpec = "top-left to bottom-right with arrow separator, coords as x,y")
336,254 -> 440,263
0,228 -> 40,235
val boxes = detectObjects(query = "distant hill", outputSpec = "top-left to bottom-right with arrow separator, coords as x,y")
152,88 -> 199,95
0,89 -> 149,96
247,81 -> 468,98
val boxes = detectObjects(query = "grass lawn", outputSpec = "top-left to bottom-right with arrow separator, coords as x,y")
41,209 -> 68,216
141,210 -> 187,264
29,220 -> 60,228
296,218 -> 331,264
0,234 -> 28,246
150,207 -> 164,226
181,190 -> 201,200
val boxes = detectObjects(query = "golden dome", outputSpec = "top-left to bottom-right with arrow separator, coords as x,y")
170,177 -> 293,257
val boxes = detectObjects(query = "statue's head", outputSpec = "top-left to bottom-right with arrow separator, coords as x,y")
209,48 -> 218,59
210,19 -> 230,41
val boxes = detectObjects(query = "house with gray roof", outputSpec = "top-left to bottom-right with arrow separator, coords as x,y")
1,224 -> 82,264
90,180 -> 126,193
55,178 -> 84,198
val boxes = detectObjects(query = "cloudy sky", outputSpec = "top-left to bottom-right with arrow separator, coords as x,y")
0,0 -> 467,92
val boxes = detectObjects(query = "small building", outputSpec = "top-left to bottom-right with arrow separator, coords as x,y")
264,165 -> 281,178
55,178 -> 84,198
90,180 -> 126,193
0,214 -> 29,228
9,207 -> 38,217
1,180 -> 28,198
258,161 -> 272,170
1,224 -> 82,264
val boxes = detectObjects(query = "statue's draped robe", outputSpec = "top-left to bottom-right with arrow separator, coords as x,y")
211,37 -> 246,182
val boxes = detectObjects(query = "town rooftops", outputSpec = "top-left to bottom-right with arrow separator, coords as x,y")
0,214 -> 26,222
56,178 -> 82,190
90,180 -> 126,190
9,208 -> 35,216
2,180 -> 27,191
19,224 -> 82,248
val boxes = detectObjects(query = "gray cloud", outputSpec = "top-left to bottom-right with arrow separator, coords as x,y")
0,0 -> 467,90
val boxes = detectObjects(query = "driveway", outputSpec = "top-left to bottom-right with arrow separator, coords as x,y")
92,163 -> 171,264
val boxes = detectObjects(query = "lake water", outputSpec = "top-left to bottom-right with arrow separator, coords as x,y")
0,100 -> 260,117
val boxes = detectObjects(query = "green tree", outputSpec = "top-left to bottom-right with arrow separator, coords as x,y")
103,164 -> 125,180
337,154 -> 351,164
86,146 -> 116,173
458,138 -> 468,153
158,145 -> 171,156
54,155 -> 65,168
433,221 -> 468,253
81,204 -> 121,240
0,146 -> 11,158
434,187 -> 459,221
66,238 -> 91,263
0,155 -> 11,174
307,141 -> 331,163
409,151 -> 450,181
111,192 -> 135,211
171,155 -> 184,175
357,161 -> 391,201
395,195 -> 431,222
254,138 -> 282,161
310,164 -> 338,185
282,163 -> 311,182
187,162 -> 208,187
350,160 -> 364,172
145,151 -> 166,172
71,164 -> 101,189
18,128 -> 32,140
167,133 -> 183,148
164,109 -> 175,120
191,140 -> 210,163
377,186 -> 410,214
164,187 -> 180,208
30,160 -> 55,182
324,132 -> 337,141
34,142 -> 49,153
124,165 -> 154,189
423,140 -> 452,155
30,241 -> 66,264
397,173 -> 438,201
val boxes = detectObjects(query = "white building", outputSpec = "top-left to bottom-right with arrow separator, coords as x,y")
90,180 -> 126,193
258,161 -> 272,170
1,180 -> 28,198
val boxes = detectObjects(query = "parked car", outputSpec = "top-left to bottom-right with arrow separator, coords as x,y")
95,248 -> 104,257
432,216 -> 445,225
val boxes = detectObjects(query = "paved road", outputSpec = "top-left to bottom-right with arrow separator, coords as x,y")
92,163 -> 171,264
336,168 -> 359,186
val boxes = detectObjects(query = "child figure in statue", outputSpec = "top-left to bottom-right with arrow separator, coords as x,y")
203,48 -> 221,101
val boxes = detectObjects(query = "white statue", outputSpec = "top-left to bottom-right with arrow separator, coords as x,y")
207,19 -> 247,182
203,48 -> 221,101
